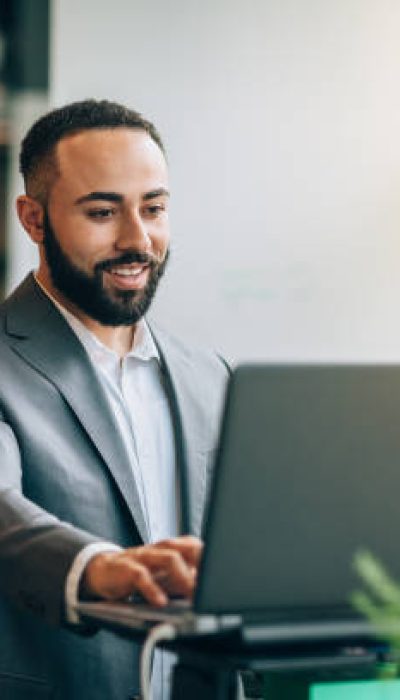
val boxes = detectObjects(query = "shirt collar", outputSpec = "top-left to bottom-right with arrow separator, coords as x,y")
34,274 -> 160,364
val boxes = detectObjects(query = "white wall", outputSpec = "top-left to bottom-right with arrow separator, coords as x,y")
6,92 -> 47,292
24,0 -> 400,362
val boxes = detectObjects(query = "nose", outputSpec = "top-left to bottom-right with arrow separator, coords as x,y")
115,211 -> 151,253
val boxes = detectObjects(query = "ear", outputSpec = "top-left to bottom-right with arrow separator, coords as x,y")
16,195 -> 45,244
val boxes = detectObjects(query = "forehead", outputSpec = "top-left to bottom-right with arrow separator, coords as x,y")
52,128 -> 168,200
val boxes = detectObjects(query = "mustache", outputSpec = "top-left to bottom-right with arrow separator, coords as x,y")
96,251 -> 162,273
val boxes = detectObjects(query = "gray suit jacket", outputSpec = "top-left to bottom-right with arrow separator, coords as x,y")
0,274 -> 228,700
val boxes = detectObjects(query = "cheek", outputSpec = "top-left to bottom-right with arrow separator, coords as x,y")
63,236 -> 98,267
59,223 -> 112,267
47,207 -> 114,272
151,223 -> 170,258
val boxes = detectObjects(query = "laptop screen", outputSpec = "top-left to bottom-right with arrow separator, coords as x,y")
195,364 -> 400,617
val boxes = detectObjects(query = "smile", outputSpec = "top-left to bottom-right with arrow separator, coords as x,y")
109,264 -> 149,277
104,264 -> 150,291
110,265 -> 147,277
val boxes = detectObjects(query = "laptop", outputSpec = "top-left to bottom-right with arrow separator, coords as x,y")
76,363 -> 400,644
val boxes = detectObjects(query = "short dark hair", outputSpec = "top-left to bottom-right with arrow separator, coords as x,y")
19,98 -> 165,203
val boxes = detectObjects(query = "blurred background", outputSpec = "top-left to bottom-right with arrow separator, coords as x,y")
1,0 -> 400,364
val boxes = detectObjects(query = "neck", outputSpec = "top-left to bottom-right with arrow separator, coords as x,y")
35,270 -> 135,358
76,317 -> 135,358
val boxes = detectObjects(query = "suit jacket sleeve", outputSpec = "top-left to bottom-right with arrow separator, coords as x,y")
0,415 -> 102,627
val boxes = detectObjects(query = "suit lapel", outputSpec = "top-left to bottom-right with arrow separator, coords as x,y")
150,326 -> 221,537
5,275 -> 150,543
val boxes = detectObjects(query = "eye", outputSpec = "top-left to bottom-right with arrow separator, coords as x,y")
145,203 -> 167,217
87,208 -> 116,219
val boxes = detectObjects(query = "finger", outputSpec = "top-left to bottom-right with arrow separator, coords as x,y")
133,548 -> 197,596
123,562 -> 168,606
154,536 -> 204,567
153,562 -> 197,595
140,548 -> 196,594
82,552 -> 168,605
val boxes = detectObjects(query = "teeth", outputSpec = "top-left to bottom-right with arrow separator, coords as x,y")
111,267 -> 143,276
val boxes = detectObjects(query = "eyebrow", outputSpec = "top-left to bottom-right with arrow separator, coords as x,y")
74,191 -> 122,205
143,187 -> 170,201
74,188 -> 170,205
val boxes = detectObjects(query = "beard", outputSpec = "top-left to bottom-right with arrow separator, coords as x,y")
42,210 -> 169,326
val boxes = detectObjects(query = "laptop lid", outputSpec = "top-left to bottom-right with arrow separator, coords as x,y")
194,364 -> 400,620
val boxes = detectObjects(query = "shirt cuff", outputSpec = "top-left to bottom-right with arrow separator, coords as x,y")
65,542 -> 122,625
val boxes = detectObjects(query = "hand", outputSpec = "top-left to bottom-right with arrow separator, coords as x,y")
81,535 -> 203,606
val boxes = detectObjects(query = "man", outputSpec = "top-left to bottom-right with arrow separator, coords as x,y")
0,100 -> 228,699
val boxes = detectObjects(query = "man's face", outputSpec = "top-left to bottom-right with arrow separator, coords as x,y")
41,128 -> 170,325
